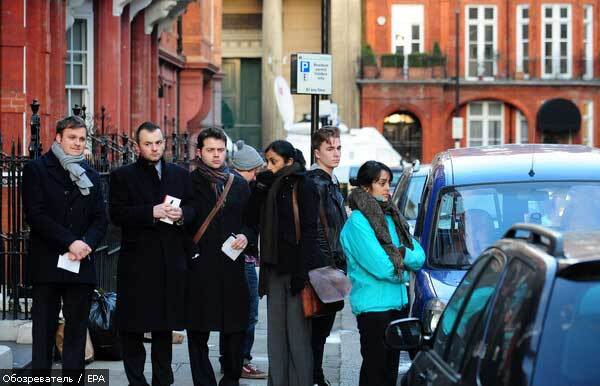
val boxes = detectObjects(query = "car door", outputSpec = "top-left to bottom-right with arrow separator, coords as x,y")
406,250 -> 506,386
477,257 -> 545,386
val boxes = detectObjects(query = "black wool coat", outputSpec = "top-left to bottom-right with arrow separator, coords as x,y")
22,151 -> 108,285
109,159 -> 195,333
186,170 -> 251,333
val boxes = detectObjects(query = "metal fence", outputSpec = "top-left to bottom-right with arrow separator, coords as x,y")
0,101 -> 190,320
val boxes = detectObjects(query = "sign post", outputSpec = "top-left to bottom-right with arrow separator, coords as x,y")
290,53 -> 332,163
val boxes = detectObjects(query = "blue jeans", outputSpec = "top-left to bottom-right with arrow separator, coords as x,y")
242,262 -> 259,361
220,261 -> 259,364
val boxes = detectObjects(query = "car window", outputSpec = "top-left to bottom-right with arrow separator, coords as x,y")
430,182 -> 600,268
433,254 -> 495,357
532,264 -> 600,386
402,175 -> 426,221
479,259 -> 543,386
445,254 -> 504,371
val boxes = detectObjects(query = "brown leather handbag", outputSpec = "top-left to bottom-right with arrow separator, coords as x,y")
292,182 -> 351,318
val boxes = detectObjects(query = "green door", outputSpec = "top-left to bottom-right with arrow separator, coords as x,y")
222,58 -> 262,149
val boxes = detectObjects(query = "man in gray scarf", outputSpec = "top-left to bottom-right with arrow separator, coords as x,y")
22,116 -> 108,377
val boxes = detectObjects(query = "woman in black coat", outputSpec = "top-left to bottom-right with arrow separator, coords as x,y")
248,140 -> 320,386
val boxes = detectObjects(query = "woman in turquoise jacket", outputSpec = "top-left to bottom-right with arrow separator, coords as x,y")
340,161 -> 425,386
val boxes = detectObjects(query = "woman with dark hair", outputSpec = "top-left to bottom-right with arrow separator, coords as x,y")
247,140 -> 319,386
341,161 -> 425,386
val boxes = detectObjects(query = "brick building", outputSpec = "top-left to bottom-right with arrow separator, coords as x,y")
0,0 -> 222,154
360,0 -> 600,162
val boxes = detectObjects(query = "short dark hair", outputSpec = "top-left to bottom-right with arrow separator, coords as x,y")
197,127 -> 228,149
351,161 -> 393,187
56,116 -> 87,135
136,121 -> 162,142
264,140 -> 306,167
311,126 -> 340,152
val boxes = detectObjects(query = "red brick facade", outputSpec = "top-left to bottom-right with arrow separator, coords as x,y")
361,0 -> 600,162
0,0 -> 221,153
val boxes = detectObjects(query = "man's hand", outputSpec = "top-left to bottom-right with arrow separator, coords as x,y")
69,240 -> 92,260
230,234 -> 248,250
165,206 -> 183,221
153,203 -> 172,219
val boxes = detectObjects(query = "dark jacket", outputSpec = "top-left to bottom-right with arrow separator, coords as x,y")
249,171 -> 320,296
306,168 -> 348,271
22,151 -> 108,285
109,159 -> 194,333
186,170 -> 252,333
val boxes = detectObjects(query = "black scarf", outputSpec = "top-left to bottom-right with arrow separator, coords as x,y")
260,162 -> 304,265
194,158 -> 230,197
347,188 -> 413,276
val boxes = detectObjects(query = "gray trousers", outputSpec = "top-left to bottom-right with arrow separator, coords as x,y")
266,270 -> 313,386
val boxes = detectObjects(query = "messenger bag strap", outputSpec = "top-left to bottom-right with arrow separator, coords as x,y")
192,173 -> 235,244
292,181 -> 301,244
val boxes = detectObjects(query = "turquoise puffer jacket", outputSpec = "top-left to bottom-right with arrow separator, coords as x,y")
340,210 -> 425,315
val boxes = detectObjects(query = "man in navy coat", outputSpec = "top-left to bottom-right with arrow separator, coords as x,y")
22,115 -> 108,374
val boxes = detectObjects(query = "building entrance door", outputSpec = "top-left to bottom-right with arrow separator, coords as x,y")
383,111 -> 423,162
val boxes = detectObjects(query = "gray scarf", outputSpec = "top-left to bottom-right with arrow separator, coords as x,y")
348,188 -> 413,276
51,142 -> 93,195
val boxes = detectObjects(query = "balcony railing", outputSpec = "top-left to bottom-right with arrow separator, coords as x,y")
360,54 -> 600,82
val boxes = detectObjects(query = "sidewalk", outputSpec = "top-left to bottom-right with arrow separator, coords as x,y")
88,295 -> 352,385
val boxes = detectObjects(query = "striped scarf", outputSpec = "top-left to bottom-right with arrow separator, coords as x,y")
195,158 -> 230,196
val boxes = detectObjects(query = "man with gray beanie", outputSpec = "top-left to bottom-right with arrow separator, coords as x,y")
219,140 -> 267,379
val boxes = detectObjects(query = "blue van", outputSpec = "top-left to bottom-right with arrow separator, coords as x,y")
411,144 -> 600,334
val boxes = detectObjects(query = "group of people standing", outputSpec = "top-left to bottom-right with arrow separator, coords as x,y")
22,115 -> 424,386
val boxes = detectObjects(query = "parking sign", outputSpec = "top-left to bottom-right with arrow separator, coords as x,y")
295,53 -> 332,95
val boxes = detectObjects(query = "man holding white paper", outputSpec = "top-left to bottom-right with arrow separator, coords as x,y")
109,122 -> 194,386
187,128 -> 253,386
22,116 -> 108,375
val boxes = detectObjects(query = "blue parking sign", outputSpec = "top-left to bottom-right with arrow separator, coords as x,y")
300,61 -> 310,73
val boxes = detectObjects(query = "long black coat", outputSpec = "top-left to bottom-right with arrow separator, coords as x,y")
186,170 -> 251,333
109,159 -> 194,333
22,151 -> 108,285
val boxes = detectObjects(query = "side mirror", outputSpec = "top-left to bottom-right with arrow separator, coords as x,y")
385,317 -> 423,351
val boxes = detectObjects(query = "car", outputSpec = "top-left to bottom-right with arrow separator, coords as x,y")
386,223 -> 600,386
412,144 -> 600,335
392,162 -> 430,235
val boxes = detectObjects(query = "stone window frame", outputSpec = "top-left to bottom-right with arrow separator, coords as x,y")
583,4 -> 593,80
467,101 -> 504,147
582,101 -> 594,147
515,110 -> 529,144
65,8 -> 94,117
516,4 -> 530,76
465,5 -> 498,80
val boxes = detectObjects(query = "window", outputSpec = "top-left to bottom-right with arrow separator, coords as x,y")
65,16 -> 93,116
582,101 -> 594,146
515,111 -> 529,144
466,6 -> 497,79
480,259 -> 543,386
391,5 -> 424,55
516,5 -> 530,76
584,5 -> 593,79
541,4 -> 571,78
468,101 -> 503,146
402,175 -> 427,220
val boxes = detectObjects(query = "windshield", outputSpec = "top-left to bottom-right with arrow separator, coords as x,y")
431,182 -> 600,267
402,176 -> 426,220
533,267 -> 600,386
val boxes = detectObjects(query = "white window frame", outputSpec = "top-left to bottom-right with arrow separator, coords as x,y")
516,5 -> 530,77
465,5 -> 498,80
515,110 -> 529,144
391,4 -> 424,55
584,5 -> 593,80
467,101 -> 505,146
541,4 -> 572,79
583,101 -> 594,146
65,4 -> 94,118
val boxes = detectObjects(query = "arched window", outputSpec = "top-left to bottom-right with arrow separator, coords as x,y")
383,112 -> 422,162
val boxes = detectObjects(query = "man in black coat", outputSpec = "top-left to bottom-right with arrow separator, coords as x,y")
306,127 -> 348,386
22,116 -> 108,374
109,122 -> 195,386
187,128 -> 251,386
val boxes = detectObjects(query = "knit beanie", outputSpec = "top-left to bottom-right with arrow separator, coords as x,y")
232,140 -> 264,171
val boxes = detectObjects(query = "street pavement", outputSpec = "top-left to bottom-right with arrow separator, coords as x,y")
88,291 -> 411,385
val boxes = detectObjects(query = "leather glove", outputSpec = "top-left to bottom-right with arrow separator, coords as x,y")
290,276 -> 307,296
255,170 -> 275,191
